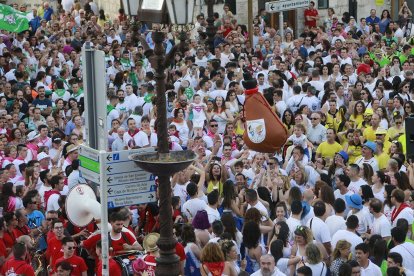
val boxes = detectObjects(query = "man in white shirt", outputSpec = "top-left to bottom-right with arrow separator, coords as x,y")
306,200 -> 332,256
307,112 -> 327,147
332,215 -> 363,255
286,200 -> 303,243
325,198 -> 347,237
300,85 -> 320,113
251,254 -> 286,276
347,164 -> 367,194
205,190 -> 220,224
369,198 -> 391,240
182,182 -> 207,219
46,175 -> 64,211
356,243 -> 382,276
245,189 -> 269,222
123,118 -> 149,149
334,174 -> 353,202
389,226 -> 414,273
355,141 -> 379,172
390,189 -> 414,227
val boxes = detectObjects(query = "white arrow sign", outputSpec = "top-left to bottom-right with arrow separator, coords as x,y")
265,0 -> 310,13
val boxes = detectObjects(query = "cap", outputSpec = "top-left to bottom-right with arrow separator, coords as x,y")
345,194 -> 363,210
52,136 -> 62,143
336,151 -> 349,163
364,108 -> 374,116
375,128 -> 387,135
37,152 -> 50,161
66,144 -> 78,155
364,141 -> 376,152
27,131 -> 40,141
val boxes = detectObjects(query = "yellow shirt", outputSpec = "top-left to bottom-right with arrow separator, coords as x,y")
398,134 -> 406,154
363,126 -> 377,142
347,144 -> 363,164
387,127 -> 405,141
350,114 -> 364,128
316,141 -> 343,161
376,152 -> 390,170
207,180 -> 223,195
383,140 -> 391,154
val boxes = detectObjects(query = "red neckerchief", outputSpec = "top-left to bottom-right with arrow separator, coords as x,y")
207,130 -> 215,139
38,136 -> 49,146
128,128 -> 139,137
204,262 -> 225,276
391,203 -> 410,223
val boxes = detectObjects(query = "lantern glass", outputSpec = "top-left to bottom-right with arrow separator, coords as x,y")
166,0 -> 195,25
141,0 -> 164,10
122,0 -> 139,16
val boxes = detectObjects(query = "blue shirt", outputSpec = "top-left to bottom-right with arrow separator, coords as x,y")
366,16 -> 380,25
43,7 -> 53,22
27,210 -> 45,229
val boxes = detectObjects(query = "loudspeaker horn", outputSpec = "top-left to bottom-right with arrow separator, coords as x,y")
65,184 -> 101,227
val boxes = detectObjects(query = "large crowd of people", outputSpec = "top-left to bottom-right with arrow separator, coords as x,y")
0,0 -> 413,275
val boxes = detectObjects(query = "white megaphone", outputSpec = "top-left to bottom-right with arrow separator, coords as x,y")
66,184 -> 101,227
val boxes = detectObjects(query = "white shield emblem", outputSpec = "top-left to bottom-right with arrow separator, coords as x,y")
247,119 -> 266,144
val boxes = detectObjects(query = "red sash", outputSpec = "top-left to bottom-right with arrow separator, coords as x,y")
391,203 -> 410,223
204,262 -> 225,276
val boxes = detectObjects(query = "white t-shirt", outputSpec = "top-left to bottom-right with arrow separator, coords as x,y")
325,215 -> 346,237
348,178 -> 367,194
286,217 -> 302,242
205,205 -> 220,224
182,198 -> 207,219
331,229 -> 363,255
123,130 -> 149,149
360,260 -> 382,276
306,216 -> 331,244
247,201 -> 269,222
390,242 -> 414,273
347,208 -> 372,235
391,206 -> 414,227
371,214 -> 391,238
173,183 -> 188,208
46,193 -> 61,211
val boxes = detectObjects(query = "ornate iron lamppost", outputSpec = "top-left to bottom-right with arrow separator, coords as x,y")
129,1 -> 196,275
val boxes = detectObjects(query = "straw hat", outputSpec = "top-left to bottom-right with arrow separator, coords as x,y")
143,233 -> 160,253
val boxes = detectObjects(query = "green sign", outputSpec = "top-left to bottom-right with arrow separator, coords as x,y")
79,155 -> 100,173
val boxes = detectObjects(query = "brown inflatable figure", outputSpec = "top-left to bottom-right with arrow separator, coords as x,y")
242,74 -> 288,153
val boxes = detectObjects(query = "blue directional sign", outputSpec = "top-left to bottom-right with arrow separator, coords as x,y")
106,149 -> 157,208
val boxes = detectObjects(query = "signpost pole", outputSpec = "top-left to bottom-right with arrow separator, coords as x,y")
82,45 -> 109,276
99,151 -> 109,276
279,11 -> 284,42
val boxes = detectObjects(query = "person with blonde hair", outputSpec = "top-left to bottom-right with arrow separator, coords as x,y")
304,243 -> 328,275
200,243 -> 236,276
330,240 -> 351,276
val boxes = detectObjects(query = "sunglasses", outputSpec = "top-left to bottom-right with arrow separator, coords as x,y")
310,118 -> 319,120
395,122 -> 402,125
342,79 -> 348,81
67,246 -> 76,250
210,124 -> 218,127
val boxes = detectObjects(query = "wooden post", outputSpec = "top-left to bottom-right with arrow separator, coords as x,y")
248,0 -> 253,43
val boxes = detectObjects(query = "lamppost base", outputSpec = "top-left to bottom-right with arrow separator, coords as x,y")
155,236 -> 180,276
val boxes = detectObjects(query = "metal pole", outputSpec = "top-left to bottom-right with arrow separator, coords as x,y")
152,31 -> 180,276
83,43 -> 98,149
205,0 -> 215,54
279,12 -> 284,42
248,0 -> 253,44
82,45 -> 108,151
99,151 -> 109,276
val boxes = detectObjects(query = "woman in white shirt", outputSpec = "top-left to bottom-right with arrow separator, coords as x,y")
304,243 -> 328,276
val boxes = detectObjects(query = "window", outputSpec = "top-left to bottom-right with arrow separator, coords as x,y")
318,0 -> 329,9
